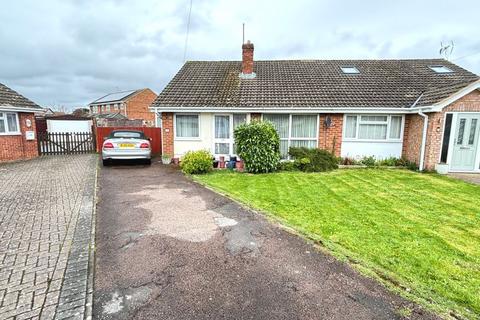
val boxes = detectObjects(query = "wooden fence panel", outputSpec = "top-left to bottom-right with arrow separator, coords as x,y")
38,132 -> 95,155
95,127 -> 162,154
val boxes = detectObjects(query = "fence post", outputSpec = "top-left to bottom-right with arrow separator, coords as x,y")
66,133 -> 70,154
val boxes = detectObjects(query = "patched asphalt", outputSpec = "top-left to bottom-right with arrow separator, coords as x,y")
93,160 -> 439,320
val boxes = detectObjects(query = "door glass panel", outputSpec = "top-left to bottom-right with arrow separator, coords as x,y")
457,118 -> 466,145
215,143 -> 229,154
215,116 -> 230,139
468,119 -> 477,145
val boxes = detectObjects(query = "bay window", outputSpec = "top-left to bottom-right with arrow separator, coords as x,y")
263,114 -> 318,158
344,115 -> 403,141
175,114 -> 199,138
0,112 -> 20,135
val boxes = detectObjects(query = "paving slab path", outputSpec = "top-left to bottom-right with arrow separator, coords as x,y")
94,161 -> 438,320
0,155 -> 97,320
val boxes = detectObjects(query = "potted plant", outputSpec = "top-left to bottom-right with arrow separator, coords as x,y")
435,162 -> 449,175
161,154 -> 172,165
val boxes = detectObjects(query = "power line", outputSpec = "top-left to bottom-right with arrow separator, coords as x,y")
452,50 -> 480,62
183,0 -> 193,62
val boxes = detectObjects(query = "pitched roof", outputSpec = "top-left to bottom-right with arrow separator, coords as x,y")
152,59 -> 479,109
90,89 -> 142,105
0,83 -> 41,110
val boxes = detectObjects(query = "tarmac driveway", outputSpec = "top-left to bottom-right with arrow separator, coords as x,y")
94,161 -> 437,320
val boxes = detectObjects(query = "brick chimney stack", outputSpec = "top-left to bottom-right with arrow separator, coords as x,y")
240,40 -> 256,79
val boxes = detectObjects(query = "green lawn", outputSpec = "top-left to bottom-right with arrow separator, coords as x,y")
194,169 -> 480,319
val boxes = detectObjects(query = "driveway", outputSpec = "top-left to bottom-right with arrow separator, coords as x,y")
94,161 -> 437,320
0,155 -> 97,320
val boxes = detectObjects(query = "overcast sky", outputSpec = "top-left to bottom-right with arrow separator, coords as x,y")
1,0 -> 479,110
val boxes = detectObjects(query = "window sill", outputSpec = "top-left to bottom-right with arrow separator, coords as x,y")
343,139 -> 402,143
0,132 -> 21,136
175,137 -> 201,141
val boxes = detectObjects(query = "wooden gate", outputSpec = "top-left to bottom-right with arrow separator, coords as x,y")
38,132 -> 96,155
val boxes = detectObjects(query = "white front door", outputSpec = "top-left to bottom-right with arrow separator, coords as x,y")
214,115 -> 231,156
213,114 -> 247,157
450,114 -> 480,171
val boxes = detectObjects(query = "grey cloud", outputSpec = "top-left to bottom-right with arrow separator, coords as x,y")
0,0 -> 479,109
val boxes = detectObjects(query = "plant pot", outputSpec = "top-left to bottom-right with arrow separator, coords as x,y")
236,160 -> 244,172
172,157 -> 180,165
161,158 -> 171,165
435,163 -> 449,175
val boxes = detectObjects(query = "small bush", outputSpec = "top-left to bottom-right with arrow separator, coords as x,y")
278,161 -> 297,171
180,150 -> 213,174
360,156 -> 376,167
377,157 -> 398,167
234,121 -> 280,173
289,147 -> 338,172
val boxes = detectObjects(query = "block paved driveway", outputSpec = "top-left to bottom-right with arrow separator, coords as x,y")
94,161 -> 438,320
0,155 -> 97,320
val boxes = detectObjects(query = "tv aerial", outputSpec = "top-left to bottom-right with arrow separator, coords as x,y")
439,41 -> 454,60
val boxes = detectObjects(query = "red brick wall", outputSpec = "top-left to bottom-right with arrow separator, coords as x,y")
126,89 -> 157,126
0,112 -> 38,162
402,90 -> 480,170
161,112 -> 174,156
318,114 -> 343,157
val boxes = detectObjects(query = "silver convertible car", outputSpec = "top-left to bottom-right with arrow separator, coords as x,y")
102,130 -> 152,166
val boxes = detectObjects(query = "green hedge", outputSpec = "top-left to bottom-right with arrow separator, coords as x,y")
234,121 -> 280,173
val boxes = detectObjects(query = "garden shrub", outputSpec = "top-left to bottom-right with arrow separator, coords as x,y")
180,150 -> 213,174
360,156 -> 376,167
278,161 -> 297,171
234,121 -> 280,173
288,147 -> 338,172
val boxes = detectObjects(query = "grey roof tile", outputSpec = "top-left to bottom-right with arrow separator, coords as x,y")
152,59 -> 479,109
0,83 -> 41,110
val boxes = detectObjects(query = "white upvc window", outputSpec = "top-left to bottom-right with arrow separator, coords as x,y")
105,104 -> 111,112
175,114 -> 200,139
263,114 -> 318,159
0,112 -> 20,135
344,114 -> 404,141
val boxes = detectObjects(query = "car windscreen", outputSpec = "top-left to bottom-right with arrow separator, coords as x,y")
109,131 -> 145,139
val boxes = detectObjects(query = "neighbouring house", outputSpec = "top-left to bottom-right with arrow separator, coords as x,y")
0,83 -> 42,162
150,41 -> 480,173
88,88 -> 157,126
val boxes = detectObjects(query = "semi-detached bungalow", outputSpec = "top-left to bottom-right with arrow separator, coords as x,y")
151,42 -> 480,173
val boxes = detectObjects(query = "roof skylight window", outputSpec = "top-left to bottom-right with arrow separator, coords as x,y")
429,65 -> 453,74
341,66 -> 360,74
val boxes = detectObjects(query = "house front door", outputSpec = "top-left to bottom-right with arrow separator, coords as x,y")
450,113 -> 480,171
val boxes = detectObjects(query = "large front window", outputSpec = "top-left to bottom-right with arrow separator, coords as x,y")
0,112 -> 20,135
344,115 -> 403,141
263,114 -> 318,158
175,114 -> 199,138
